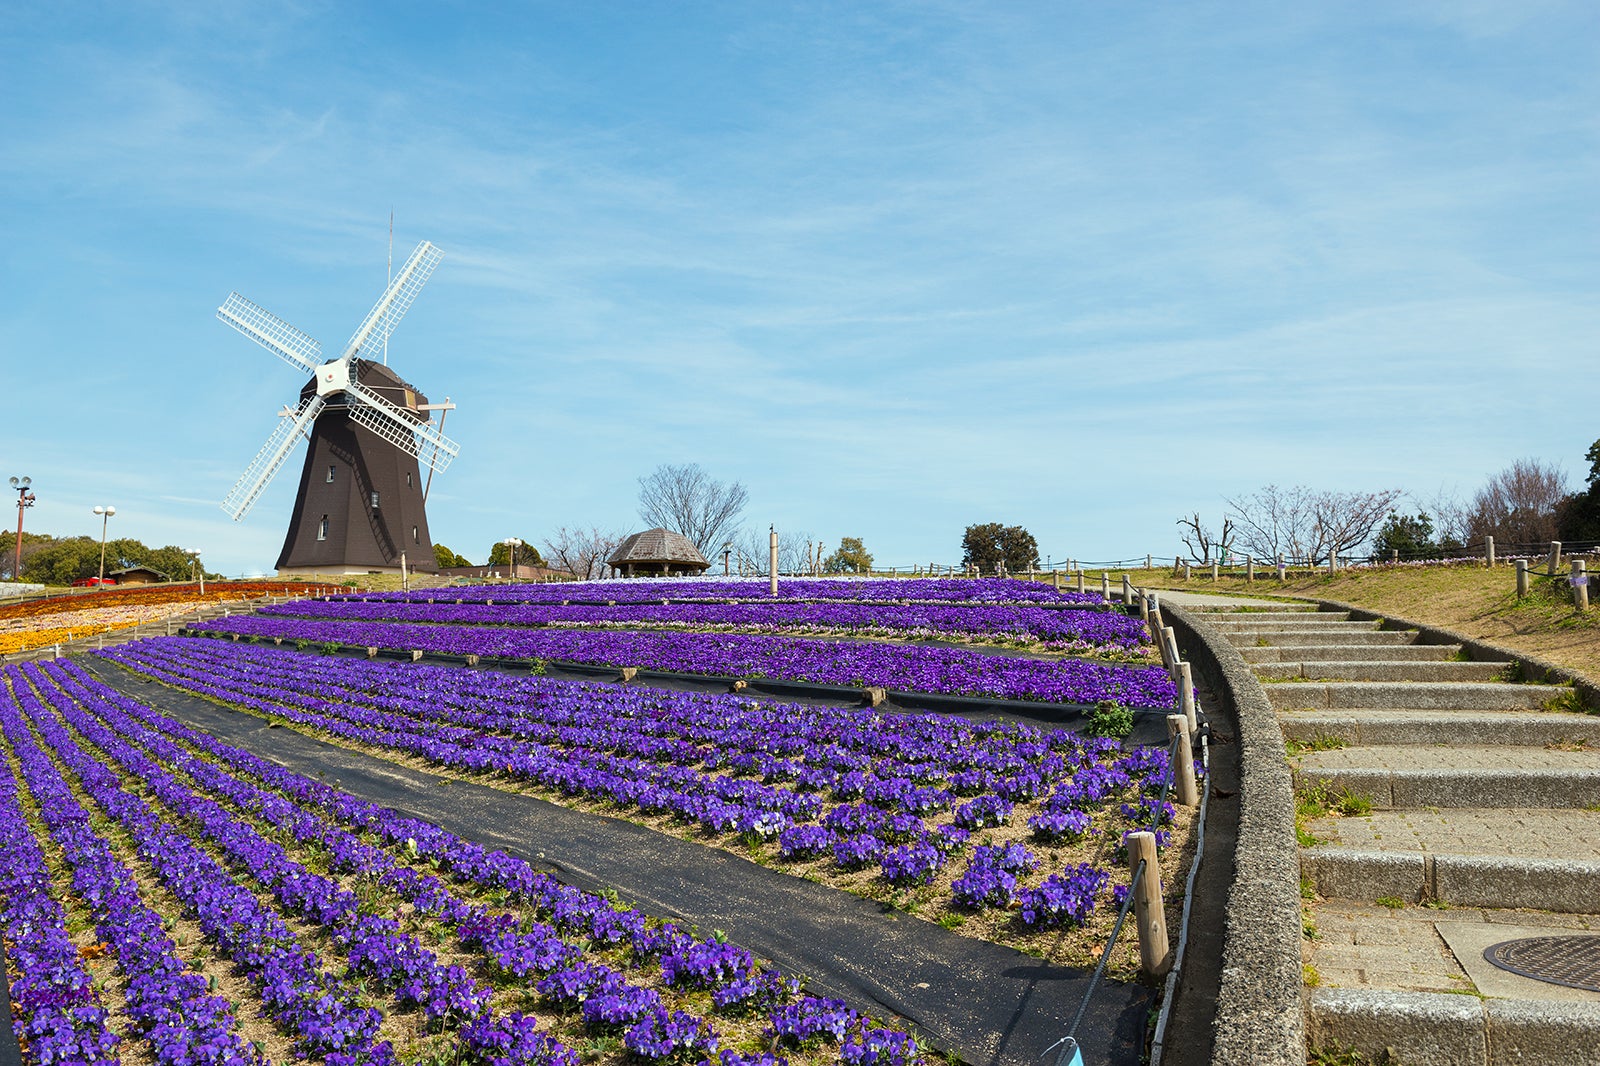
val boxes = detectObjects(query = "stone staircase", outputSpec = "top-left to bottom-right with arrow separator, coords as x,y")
1194,601 -> 1600,1065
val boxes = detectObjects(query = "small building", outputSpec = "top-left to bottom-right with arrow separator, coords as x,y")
108,565 -> 167,586
607,528 -> 710,577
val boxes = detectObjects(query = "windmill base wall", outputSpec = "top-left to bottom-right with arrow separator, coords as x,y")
276,372 -> 441,575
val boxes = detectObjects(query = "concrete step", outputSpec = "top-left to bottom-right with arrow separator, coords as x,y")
1189,601 -> 1319,612
1292,745 -> 1600,808
1301,808 -> 1600,911
1209,618 -> 1377,633
1240,643 -> 1458,663
1255,660 -> 1512,683
1196,610 -> 1352,623
1264,680 -> 1570,712
1306,940 -> 1600,1065
1226,628 -> 1420,648
1280,708 -> 1600,747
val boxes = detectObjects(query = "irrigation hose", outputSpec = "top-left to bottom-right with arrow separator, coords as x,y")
1148,733 -> 1211,1065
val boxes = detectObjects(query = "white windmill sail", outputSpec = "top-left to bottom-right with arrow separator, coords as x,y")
221,395 -> 327,520
343,377 -> 460,474
216,239 -> 457,522
217,293 -> 323,373
342,240 -> 442,363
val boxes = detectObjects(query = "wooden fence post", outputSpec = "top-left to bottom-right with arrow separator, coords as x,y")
1548,541 -> 1563,577
1175,662 -> 1196,735
1516,559 -> 1529,598
1127,832 -> 1170,976
1573,559 -> 1589,612
1246,555 -> 1255,582
1485,536 -> 1495,568
1167,715 -> 1198,806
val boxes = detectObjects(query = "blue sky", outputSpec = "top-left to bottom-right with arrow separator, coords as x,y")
3,2 -> 1597,576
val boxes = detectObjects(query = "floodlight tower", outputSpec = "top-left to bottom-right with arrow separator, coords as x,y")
92,505 -> 116,584
10,477 -> 35,582
186,547 -> 205,595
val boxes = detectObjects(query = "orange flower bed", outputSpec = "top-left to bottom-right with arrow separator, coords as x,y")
0,581 -> 321,623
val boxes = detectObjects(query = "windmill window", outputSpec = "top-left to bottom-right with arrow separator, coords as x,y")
327,465 -> 336,483
317,515 -> 329,541
370,491 -> 380,510
406,472 -> 413,488
412,526 -> 419,544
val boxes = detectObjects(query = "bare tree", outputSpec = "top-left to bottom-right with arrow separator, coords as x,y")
1313,488 -> 1403,562
732,527 -> 816,575
542,526 -> 624,581
1225,485 -> 1316,562
1225,484 -> 1402,564
1416,487 -> 1471,549
1463,459 -> 1570,549
1176,514 -> 1234,564
637,463 -> 749,557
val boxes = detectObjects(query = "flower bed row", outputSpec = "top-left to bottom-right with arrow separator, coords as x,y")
359,578 -> 1092,607
1,657 -> 930,1066
184,617 -> 1174,707
101,638 -> 1180,945
0,580 -> 312,623
258,599 -> 1148,652
0,600 -> 215,655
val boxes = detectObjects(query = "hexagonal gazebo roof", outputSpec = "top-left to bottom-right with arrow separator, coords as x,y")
606,527 -> 711,576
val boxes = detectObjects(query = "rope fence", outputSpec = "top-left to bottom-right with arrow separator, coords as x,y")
1042,588 -> 1207,1065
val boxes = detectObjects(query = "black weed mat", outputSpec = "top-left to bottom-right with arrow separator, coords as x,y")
83,657 -> 1153,1066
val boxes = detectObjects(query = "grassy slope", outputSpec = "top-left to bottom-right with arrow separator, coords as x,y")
1122,564 -> 1600,686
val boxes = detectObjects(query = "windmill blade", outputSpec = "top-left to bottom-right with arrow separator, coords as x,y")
217,293 -> 323,373
341,240 -> 442,362
343,377 -> 460,474
220,394 -> 326,520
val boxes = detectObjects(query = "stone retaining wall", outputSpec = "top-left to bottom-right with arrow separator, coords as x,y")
1162,601 -> 1306,1066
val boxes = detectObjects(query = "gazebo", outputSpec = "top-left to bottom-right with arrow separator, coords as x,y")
607,528 -> 711,577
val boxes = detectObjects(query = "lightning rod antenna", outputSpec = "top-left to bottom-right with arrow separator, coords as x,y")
384,210 -> 394,365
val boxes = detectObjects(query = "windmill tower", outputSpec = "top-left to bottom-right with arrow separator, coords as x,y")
216,241 -> 460,576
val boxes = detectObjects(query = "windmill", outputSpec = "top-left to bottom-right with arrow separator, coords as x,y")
216,240 -> 460,576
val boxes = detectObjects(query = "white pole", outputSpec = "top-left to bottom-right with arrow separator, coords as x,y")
769,527 -> 779,596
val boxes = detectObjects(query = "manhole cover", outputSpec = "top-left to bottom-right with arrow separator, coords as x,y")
1484,935 -> 1600,993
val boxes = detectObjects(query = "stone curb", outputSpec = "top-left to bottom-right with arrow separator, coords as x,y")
1290,766 -> 1600,809
1159,601 -> 1305,1066
1309,598 -> 1600,713
1301,849 -> 1600,912
1305,988 -> 1600,1066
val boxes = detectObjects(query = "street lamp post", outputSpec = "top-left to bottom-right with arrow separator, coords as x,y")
502,538 -> 522,584
186,548 -> 205,595
9,477 -> 34,583
92,506 -> 117,584
722,543 -> 732,576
